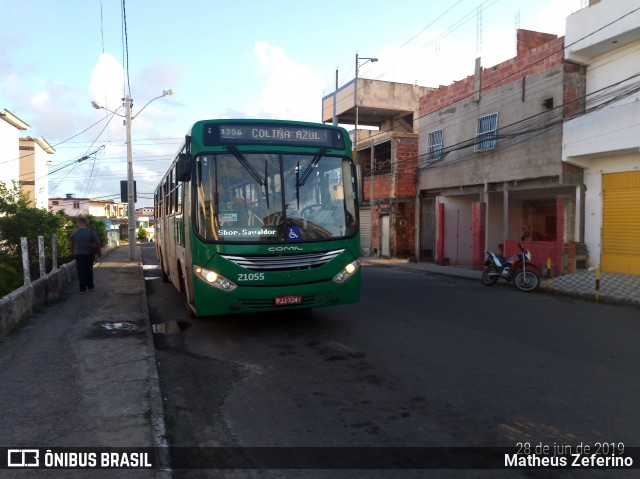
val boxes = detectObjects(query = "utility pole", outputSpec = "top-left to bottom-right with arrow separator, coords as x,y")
355,52 -> 378,206
125,95 -> 136,261
354,53 -> 360,166
91,90 -> 172,262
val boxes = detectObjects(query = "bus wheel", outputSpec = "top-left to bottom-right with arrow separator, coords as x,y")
178,268 -> 196,318
159,256 -> 169,283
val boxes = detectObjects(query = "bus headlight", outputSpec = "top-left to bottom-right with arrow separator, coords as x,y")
194,265 -> 237,292
332,259 -> 360,284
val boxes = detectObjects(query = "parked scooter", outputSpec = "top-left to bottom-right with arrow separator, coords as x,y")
482,243 -> 540,292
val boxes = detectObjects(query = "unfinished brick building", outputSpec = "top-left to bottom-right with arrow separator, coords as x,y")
417,29 -> 586,274
323,78 -> 432,258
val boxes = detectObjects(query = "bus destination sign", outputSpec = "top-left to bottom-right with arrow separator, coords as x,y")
203,123 -> 345,149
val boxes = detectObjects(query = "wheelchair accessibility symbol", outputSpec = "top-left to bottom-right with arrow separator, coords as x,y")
287,226 -> 302,241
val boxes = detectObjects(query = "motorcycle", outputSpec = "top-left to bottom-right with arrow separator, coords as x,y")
481,243 -> 540,292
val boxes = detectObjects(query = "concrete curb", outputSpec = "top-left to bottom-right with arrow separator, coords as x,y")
137,246 -> 173,479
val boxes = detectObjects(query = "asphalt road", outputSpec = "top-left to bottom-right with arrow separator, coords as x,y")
141,243 -> 640,479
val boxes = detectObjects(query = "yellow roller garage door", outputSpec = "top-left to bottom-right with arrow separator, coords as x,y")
602,171 -> 640,274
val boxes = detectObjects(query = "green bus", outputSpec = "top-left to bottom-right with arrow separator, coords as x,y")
155,119 -> 361,317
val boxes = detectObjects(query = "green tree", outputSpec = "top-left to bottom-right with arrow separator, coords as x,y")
137,226 -> 149,241
0,265 -> 21,296
0,181 -> 73,293
0,180 -> 29,214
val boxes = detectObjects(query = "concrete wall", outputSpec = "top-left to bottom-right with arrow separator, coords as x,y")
418,62 -> 567,190
486,192 -> 504,252
0,261 -> 77,340
323,82 -> 355,125
417,32 -> 577,191
0,242 -> 119,339
323,79 -> 430,125
356,79 -> 429,114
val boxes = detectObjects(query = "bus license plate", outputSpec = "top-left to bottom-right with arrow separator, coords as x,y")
275,295 -> 303,306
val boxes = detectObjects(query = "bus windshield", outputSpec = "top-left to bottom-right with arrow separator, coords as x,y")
194,151 -> 357,242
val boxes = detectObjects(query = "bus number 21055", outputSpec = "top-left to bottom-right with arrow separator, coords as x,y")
238,272 -> 265,282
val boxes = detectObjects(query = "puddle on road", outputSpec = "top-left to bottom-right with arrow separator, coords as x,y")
101,321 -> 139,332
144,276 -> 161,281
152,320 -> 192,352
86,320 -> 144,339
152,320 -> 191,335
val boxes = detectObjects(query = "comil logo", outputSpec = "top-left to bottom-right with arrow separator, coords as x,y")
8,449 -> 39,467
268,245 -> 304,252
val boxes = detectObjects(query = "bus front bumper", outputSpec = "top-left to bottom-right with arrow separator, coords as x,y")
192,272 -> 361,317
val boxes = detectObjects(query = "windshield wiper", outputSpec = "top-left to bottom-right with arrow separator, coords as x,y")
297,149 -> 326,187
296,161 -> 300,209
264,159 -> 270,210
296,150 -> 325,209
228,146 -> 264,186
227,146 -> 270,209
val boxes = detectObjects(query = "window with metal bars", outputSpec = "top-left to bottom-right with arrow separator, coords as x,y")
427,129 -> 444,162
475,112 -> 498,151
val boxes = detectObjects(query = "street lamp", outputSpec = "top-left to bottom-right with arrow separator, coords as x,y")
91,89 -> 173,261
354,54 -> 377,210
354,53 -> 377,164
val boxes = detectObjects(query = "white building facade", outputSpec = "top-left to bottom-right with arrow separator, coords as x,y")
1,109 -> 53,209
563,0 -> 640,274
0,109 -> 29,189
19,137 -> 54,209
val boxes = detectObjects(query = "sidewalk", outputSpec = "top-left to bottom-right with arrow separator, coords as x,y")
0,246 -> 168,478
361,257 -> 640,307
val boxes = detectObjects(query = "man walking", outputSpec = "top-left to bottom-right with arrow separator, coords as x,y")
70,216 -> 100,294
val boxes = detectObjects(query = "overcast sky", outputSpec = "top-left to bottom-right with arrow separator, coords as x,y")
0,0 -> 583,207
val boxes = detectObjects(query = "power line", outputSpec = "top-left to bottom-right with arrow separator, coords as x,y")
100,0 -> 105,54
46,110 -> 119,192
82,112 -> 123,198
0,114 -> 116,166
329,2 -> 640,136
335,5 -> 640,153
358,68 -> 640,176
335,1 -> 494,93
418,73 -> 640,169
369,0 -> 501,83
416,3 -> 640,125
121,0 -> 132,98
400,0 -> 465,48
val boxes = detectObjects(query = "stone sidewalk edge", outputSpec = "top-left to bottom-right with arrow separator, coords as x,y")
136,247 -> 173,479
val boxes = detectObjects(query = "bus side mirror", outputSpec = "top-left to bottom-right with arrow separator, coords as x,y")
176,153 -> 192,182
355,164 -> 364,206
